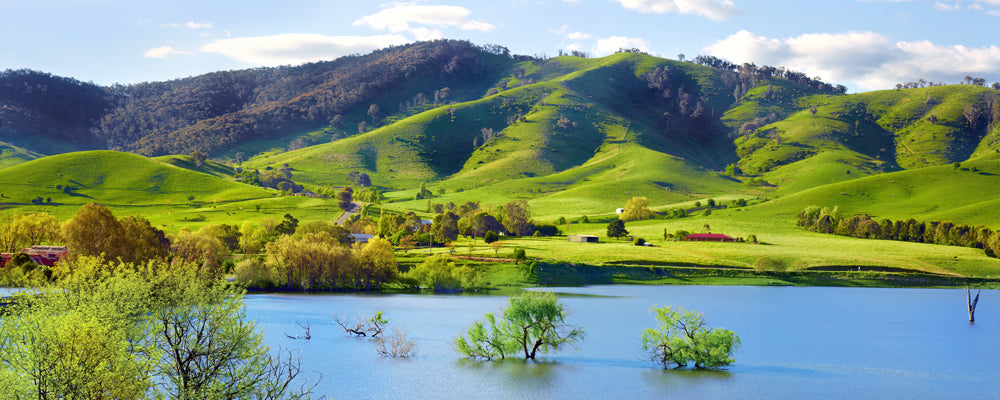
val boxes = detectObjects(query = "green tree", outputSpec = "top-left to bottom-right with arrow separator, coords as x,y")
404,254 -> 479,293
502,200 -> 533,236
484,231 -> 499,244
619,197 -> 655,222
456,292 -> 584,360
641,306 -> 740,369
0,257 -> 312,399
607,219 -> 629,239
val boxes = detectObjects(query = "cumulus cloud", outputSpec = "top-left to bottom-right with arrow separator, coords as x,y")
354,4 -> 496,38
595,36 -> 651,56
201,34 -> 410,66
144,46 -> 187,58
705,30 -> 1000,90
615,0 -> 741,21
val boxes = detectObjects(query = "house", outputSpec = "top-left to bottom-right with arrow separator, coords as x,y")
350,233 -> 374,244
1,246 -> 69,268
684,233 -> 736,242
568,234 -> 599,243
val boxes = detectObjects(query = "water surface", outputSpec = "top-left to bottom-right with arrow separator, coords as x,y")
245,285 -> 1000,399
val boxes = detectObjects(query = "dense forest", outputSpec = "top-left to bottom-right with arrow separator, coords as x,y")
1,40 -> 515,157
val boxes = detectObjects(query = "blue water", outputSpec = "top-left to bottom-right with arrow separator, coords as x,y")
245,285 -> 1000,399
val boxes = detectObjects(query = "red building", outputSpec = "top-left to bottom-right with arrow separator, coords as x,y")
1,246 -> 69,268
684,233 -> 736,242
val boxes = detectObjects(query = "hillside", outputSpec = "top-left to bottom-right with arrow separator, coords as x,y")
0,151 -> 271,211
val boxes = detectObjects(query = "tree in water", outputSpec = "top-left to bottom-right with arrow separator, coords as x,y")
641,305 -> 740,369
456,291 -> 583,360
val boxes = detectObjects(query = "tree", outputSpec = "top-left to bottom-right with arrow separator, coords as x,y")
502,200 -> 533,236
404,254 -> 479,293
619,197 -> 655,222
62,203 -> 127,261
607,219 -> 629,239
190,149 -> 208,166
338,187 -> 354,211
456,292 -> 584,360
641,306 -> 740,369
483,231 -> 499,244
367,104 -> 381,124
0,257 -> 313,399
490,240 -> 504,255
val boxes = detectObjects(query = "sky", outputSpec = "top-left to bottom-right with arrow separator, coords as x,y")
2,0 -> 1000,92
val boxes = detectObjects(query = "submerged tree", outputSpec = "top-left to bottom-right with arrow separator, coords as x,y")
456,292 -> 584,360
641,306 -> 740,369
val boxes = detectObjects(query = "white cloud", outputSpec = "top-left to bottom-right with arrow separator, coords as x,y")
144,46 -> 187,58
615,0 -> 741,21
567,31 -> 593,40
551,24 -> 571,35
353,5 -> 496,38
162,21 -> 213,29
200,34 -> 411,66
594,36 -> 651,56
933,2 -> 961,10
705,30 -> 1000,91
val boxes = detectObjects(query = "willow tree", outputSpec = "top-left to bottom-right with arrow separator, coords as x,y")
641,306 -> 740,369
456,292 -> 583,360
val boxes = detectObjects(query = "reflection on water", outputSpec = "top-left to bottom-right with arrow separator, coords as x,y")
245,285 -> 1000,399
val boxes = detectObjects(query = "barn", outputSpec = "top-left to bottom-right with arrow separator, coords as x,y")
568,235 -> 599,243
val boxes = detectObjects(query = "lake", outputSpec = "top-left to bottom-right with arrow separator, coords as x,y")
245,285 -> 1000,399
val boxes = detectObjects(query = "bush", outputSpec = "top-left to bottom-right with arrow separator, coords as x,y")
484,231 -> 499,244
634,237 -> 646,246
753,256 -> 786,272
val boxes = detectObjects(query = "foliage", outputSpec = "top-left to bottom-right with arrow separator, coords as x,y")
753,256 -> 787,272
404,254 -> 482,292
797,205 -> 1000,257
249,235 -> 398,291
501,200 -> 534,236
62,203 -> 170,264
0,212 -> 61,253
456,291 -> 584,360
641,305 -> 740,369
619,196 -> 656,222
606,219 -> 629,239
0,256 -> 312,399
484,230 -> 500,244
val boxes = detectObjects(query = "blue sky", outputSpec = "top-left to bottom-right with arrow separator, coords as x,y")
2,0 -> 999,92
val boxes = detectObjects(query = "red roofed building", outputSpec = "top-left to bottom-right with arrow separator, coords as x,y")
1,246 -> 69,268
684,233 -> 736,242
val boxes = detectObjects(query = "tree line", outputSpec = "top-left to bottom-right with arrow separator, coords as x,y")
797,205 -> 1000,257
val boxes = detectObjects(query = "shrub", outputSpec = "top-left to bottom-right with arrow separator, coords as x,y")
754,256 -> 786,272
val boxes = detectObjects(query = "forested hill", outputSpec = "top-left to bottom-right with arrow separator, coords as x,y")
1,40 -> 516,157
3,39 -> 999,186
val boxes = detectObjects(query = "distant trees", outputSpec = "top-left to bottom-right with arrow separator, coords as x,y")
456,292 -> 583,360
797,205 -> 1000,257
641,306 -> 740,369
404,254 -> 481,293
0,212 -> 61,253
239,235 -> 398,291
501,200 -> 533,236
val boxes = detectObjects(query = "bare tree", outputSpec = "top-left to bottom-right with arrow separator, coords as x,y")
376,329 -> 416,358
284,320 -> 311,340
967,285 -> 981,323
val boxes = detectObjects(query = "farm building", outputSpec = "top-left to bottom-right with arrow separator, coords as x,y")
568,235 -> 599,243
350,233 -> 374,244
1,246 -> 69,268
684,233 -> 736,242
